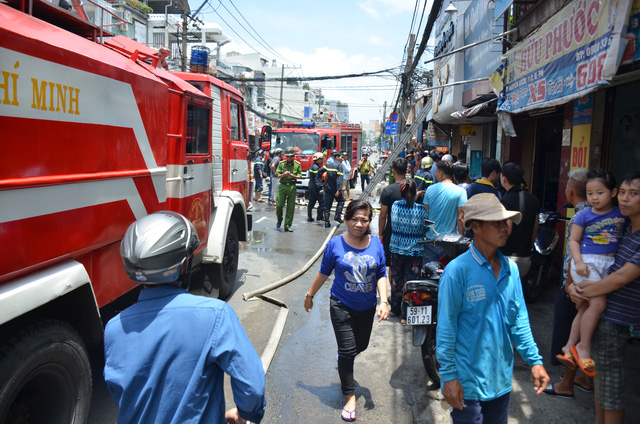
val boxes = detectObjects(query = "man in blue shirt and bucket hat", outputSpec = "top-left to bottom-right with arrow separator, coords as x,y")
437,193 -> 549,423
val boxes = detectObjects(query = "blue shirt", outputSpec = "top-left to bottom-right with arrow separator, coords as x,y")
423,182 -> 467,236
573,206 -> 626,255
602,223 -> 640,327
320,235 -> 387,311
414,168 -> 433,192
562,200 -> 591,281
436,244 -> 543,401
324,157 -> 344,192
390,199 -> 428,256
466,179 -> 502,199
104,285 -> 266,424
308,163 -> 323,190
253,160 -> 264,181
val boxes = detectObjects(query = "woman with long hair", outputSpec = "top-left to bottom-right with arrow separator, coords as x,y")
304,200 -> 389,422
389,179 -> 428,323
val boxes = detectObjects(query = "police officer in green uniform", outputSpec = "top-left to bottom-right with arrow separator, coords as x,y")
276,147 -> 302,232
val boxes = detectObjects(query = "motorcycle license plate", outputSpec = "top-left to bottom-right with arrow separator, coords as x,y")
406,305 -> 433,325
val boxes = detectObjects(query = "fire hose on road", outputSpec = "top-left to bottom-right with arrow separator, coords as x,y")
242,224 -> 339,373
240,106 -> 430,422
244,105 -> 431,375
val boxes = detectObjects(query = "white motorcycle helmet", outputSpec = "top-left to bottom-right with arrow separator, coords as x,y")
120,211 -> 200,284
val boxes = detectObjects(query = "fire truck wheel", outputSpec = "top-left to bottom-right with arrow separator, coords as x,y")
0,320 -> 92,424
195,221 -> 239,300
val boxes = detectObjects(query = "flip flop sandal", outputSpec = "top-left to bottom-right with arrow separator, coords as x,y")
341,407 -> 356,422
555,352 -> 577,369
542,382 -> 574,399
574,381 -> 594,393
570,345 -> 596,378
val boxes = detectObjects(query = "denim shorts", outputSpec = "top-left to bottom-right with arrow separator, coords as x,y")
592,319 -> 629,410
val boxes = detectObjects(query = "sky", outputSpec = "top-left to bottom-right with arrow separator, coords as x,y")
190,0 -> 435,124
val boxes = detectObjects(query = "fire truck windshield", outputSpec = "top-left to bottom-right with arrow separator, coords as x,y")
273,132 -> 318,155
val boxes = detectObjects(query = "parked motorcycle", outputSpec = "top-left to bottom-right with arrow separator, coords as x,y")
402,223 -> 471,389
522,211 -> 568,303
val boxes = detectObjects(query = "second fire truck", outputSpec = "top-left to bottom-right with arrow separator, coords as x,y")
262,122 -> 363,192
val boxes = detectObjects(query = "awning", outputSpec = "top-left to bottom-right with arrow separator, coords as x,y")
491,0 -> 632,115
450,98 -> 497,119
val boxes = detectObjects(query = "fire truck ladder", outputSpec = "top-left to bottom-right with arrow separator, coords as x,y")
357,103 -> 431,201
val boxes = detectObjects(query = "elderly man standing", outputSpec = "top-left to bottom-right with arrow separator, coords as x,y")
437,193 -> 549,423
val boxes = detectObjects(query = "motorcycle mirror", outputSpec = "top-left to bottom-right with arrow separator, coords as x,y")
538,212 -> 550,224
424,219 -> 436,229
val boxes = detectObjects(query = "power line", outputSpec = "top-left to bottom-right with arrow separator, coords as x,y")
214,0 -> 297,65
224,0 -> 298,65
204,3 -> 264,56
218,67 -> 399,83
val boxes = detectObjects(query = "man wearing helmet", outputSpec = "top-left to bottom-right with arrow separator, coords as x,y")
104,211 -> 266,424
307,152 -> 326,222
323,150 -> 345,228
415,156 -> 434,203
275,147 -> 302,231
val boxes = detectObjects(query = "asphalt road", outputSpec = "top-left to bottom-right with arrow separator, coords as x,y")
89,178 -> 640,423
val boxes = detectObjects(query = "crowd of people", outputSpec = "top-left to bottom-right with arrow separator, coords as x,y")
103,147 -> 637,423
296,146 -> 639,423
253,148 -> 374,230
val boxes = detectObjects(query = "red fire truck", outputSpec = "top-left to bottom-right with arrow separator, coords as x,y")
0,1 -> 251,421
263,122 -> 363,192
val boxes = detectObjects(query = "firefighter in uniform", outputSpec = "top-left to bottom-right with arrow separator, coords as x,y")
415,156 -> 434,203
322,150 -> 345,228
307,152 -> 325,222
276,147 -> 302,232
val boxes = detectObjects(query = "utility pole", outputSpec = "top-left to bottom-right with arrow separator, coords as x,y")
277,64 -> 284,125
399,34 -> 416,142
181,13 -> 188,71
378,100 -> 387,152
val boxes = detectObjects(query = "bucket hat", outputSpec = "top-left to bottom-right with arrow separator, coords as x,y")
463,193 -> 522,230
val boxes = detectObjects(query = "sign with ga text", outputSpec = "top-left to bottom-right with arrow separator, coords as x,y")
494,0 -> 631,114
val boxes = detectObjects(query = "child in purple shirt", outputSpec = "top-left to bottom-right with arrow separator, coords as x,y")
558,170 -> 626,377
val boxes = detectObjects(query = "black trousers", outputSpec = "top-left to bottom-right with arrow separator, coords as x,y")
330,296 -> 376,396
323,190 -> 344,214
550,285 -> 578,365
308,186 -> 324,218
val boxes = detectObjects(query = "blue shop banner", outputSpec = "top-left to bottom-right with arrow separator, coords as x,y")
491,0 -> 632,114
464,0 -> 504,90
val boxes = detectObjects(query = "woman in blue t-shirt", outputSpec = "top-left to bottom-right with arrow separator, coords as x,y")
304,200 -> 389,422
389,179 -> 428,322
